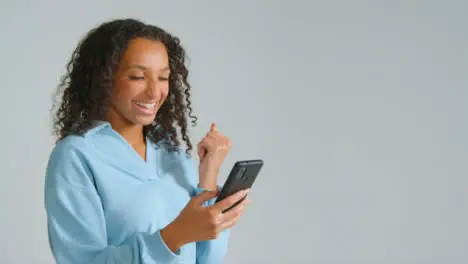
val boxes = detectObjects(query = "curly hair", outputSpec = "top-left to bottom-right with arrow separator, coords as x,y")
52,18 -> 197,154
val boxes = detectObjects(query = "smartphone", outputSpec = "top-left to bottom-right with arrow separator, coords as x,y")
215,159 -> 264,213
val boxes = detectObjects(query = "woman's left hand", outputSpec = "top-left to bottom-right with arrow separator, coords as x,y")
197,123 -> 231,191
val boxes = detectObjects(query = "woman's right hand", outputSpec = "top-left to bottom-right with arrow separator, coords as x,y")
161,189 -> 250,252
197,123 -> 231,191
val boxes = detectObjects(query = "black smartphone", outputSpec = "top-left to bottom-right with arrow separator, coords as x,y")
215,159 -> 264,213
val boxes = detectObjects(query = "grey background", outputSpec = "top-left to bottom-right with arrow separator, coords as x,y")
1,0 -> 467,263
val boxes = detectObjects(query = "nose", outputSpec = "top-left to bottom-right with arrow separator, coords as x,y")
145,78 -> 162,99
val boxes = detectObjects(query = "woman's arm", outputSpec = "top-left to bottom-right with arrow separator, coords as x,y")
194,123 -> 233,263
170,151 -> 232,264
44,139 -> 182,264
193,187 -> 231,264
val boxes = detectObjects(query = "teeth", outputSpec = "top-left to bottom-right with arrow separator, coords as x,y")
135,102 -> 156,109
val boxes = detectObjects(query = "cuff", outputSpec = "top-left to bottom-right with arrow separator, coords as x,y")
147,230 -> 182,262
195,185 -> 221,206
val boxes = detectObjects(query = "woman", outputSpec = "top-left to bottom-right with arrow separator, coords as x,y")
44,18 -> 250,264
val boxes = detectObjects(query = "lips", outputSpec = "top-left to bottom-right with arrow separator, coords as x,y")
134,101 -> 156,109
133,101 -> 158,115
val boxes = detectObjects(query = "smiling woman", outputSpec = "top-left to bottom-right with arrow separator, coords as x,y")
110,39 -> 170,127
44,18 -> 250,264
52,19 -> 194,154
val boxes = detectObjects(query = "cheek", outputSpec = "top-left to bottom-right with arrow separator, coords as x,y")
113,81 -> 143,103
161,85 -> 170,101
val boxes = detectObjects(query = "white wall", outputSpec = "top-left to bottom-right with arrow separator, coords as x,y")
1,0 -> 467,263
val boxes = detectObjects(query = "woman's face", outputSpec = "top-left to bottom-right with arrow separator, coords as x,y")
108,37 -> 170,127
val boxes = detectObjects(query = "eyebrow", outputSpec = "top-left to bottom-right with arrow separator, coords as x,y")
127,64 -> 170,72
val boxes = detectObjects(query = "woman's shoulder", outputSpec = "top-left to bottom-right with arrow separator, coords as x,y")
49,135 -> 90,161
45,135 -> 94,190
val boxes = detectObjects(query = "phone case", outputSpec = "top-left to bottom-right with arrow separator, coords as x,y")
215,159 -> 264,213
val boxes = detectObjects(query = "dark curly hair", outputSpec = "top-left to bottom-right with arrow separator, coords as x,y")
52,18 -> 197,154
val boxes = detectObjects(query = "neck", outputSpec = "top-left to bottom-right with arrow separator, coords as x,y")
107,108 -> 145,148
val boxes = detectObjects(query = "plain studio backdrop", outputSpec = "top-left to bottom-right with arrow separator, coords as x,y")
1,1 -> 467,263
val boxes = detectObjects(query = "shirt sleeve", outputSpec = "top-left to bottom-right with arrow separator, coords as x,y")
169,149 -> 232,264
44,139 -> 182,264
193,186 -> 231,264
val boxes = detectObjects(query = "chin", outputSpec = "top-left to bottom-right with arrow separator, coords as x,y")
134,116 -> 156,126
127,104 -> 162,126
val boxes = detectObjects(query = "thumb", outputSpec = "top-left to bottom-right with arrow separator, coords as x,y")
193,190 -> 218,206
210,122 -> 217,132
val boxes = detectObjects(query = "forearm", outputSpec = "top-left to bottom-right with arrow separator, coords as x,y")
198,182 -> 218,191
160,220 -> 189,253
47,185 -> 182,264
196,229 -> 231,264
198,163 -> 219,191
50,225 -> 181,264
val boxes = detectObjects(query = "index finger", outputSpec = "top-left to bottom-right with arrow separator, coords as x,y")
213,189 -> 250,212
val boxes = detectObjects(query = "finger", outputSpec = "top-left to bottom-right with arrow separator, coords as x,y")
198,135 -> 217,157
219,204 -> 248,230
214,189 -> 250,212
207,124 -> 227,139
197,142 -> 207,160
201,136 -> 217,152
206,130 -> 223,142
205,132 -> 231,150
220,198 -> 250,221
207,125 -> 225,137
192,190 -> 218,206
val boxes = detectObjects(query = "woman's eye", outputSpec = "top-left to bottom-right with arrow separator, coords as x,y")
159,77 -> 169,81
129,76 -> 145,80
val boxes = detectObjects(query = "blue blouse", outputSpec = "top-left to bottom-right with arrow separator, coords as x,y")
44,122 -> 229,263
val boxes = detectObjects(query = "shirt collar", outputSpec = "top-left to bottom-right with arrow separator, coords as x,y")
83,120 -> 112,137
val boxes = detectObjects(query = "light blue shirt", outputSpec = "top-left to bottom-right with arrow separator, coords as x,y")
44,122 -> 230,263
